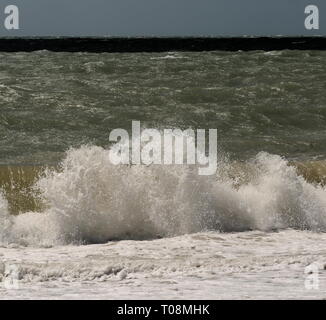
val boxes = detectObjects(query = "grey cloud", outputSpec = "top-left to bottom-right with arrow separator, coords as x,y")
0,0 -> 325,37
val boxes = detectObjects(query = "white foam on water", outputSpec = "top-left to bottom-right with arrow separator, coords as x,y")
0,145 -> 326,246
1,229 -> 326,299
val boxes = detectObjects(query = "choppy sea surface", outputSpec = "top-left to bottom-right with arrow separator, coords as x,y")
0,50 -> 326,299
1,50 -> 326,164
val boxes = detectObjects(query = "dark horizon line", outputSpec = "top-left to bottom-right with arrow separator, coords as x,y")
0,36 -> 326,52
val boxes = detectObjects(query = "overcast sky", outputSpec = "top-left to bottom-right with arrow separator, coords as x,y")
0,0 -> 325,37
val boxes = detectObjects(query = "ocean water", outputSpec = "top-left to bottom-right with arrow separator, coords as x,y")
0,50 -> 326,299
1,50 -> 326,165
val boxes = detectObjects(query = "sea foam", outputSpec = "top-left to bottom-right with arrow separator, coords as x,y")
0,145 -> 326,246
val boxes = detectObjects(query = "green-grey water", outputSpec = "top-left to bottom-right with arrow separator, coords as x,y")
1,49 -> 326,243
1,50 -> 326,165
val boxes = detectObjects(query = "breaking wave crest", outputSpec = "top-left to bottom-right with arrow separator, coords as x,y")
0,145 -> 326,246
